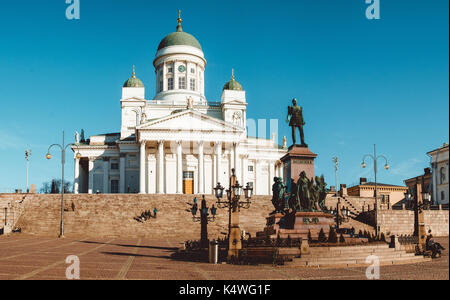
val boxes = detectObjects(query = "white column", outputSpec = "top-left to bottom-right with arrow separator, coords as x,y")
280,162 -> 285,183
103,158 -> 109,194
186,60 -> 190,91
432,162 -> 438,204
139,142 -> 146,194
243,155 -> 248,187
157,140 -> 165,194
176,141 -> 183,194
233,142 -> 241,184
213,144 -> 217,189
163,62 -> 168,91
229,145 -> 234,178
74,157 -> 80,194
198,141 -> 204,194
254,160 -> 258,195
88,158 -> 94,194
216,142 -> 222,185
119,154 -> 126,193
269,162 -> 275,196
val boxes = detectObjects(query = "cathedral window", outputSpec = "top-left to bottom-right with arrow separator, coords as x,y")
179,76 -> 186,89
168,67 -> 173,73
190,78 -> 196,91
191,68 -> 195,74
128,155 -> 138,168
168,78 -> 174,90
159,80 -> 163,92
111,160 -> 119,170
111,180 -> 119,194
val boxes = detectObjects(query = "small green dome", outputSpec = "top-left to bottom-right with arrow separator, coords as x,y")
223,69 -> 243,91
157,15 -> 202,51
123,66 -> 144,88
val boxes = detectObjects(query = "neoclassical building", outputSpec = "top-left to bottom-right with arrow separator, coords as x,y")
72,15 -> 287,195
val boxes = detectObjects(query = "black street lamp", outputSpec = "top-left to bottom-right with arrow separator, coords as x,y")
191,195 -> 217,248
213,168 -> 253,260
361,144 -> 389,236
46,131 -> 81,238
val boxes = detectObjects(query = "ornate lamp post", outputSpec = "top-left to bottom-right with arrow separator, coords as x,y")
214,168 -> 253,261
46,131 -> 81,238
404,179 -> 431,253
191,196 -> 217,248
361,144 -> 390,236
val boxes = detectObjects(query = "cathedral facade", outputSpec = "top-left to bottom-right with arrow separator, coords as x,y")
72,15 -> 287,195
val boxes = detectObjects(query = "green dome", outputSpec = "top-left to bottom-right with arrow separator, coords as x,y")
157,21 -> 202,51
123,66 -> 144,88
223,69 -> 243,91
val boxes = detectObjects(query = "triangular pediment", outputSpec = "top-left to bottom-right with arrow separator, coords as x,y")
136,109 -> 243,132
222,99 -> 247,105
122,97 -> 145,101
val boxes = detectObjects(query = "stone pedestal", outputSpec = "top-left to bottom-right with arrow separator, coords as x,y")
256,211 -> 335,240
281,145 -> 317,190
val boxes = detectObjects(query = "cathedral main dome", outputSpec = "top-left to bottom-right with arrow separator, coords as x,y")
157,13 -> 202,51
157,29 -> 202,51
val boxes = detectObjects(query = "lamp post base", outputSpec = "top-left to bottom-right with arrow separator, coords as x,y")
227,226 -> 242,261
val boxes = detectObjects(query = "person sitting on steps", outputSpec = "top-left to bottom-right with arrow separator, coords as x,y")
426,230 -> 445,258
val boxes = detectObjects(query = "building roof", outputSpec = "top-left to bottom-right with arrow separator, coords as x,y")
427,143 -> 449,156
157,14 -> 202,51
361,182 -> 403,187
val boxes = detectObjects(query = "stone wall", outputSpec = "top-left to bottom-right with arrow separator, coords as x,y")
377,208 -> 449,237
2,193 -> 273,240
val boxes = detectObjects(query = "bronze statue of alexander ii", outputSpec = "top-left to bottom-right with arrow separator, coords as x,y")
287,98 -> 307,147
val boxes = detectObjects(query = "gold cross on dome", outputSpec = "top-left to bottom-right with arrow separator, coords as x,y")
177,10 -> 182,25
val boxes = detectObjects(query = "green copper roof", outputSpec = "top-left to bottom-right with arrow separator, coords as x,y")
157,22 -> 202,51
223,69 -> 243,91
123,66 -> 144,88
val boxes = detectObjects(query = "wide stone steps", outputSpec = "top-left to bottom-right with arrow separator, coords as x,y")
286,256 -> 429,268
284,244 -> 431,268
298,252 -> 415,262
13,194 -> 274,239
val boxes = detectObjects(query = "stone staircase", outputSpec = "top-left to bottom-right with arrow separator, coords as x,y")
0,194 -> 30,232
342,197 -> 362,216
285,244 -> 430,268
340,217 -> 376,235
11,194 -> 273,240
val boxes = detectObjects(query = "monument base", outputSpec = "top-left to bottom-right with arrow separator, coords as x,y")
281,145 -> 317,186
256,211 -> 335,240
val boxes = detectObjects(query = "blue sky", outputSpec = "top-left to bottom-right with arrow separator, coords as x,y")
0,0 -> 448,191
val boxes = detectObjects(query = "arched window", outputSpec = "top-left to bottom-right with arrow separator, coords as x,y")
440,167 -> 446,184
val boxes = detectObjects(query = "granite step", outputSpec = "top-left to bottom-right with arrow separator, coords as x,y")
287,255 -> 429,267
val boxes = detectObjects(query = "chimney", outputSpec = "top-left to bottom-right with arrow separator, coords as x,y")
424,168 -> 431,175
360,177 -> 367,185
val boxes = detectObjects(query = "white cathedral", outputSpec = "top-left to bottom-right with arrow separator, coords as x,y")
72,15 -> 287,195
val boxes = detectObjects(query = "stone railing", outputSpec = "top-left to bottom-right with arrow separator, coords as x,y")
0,194 -> 31,234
